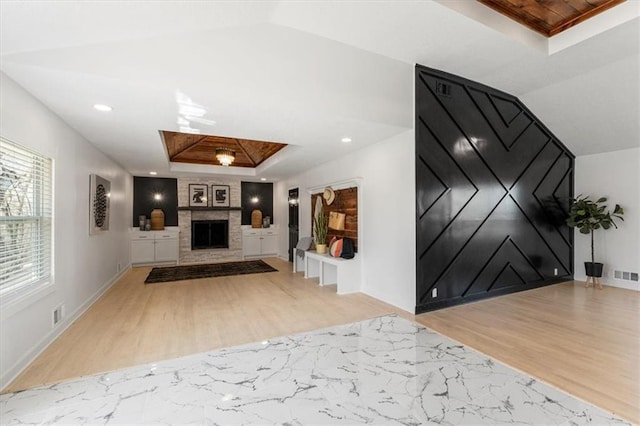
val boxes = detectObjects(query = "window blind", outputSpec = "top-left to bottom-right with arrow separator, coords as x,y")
0,137 -> 53,297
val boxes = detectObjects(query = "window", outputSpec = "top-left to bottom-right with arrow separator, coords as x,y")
0,137 -> 53,298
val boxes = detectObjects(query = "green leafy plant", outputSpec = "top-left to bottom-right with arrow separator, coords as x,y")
566,195 -> 624,265
313,205 -> 328,245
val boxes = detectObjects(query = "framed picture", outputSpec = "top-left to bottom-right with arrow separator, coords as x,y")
189,184 -> 208,207
211,185 -> 230,207
90,174 -> 110,234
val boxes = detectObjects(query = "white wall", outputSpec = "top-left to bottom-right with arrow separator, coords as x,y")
0,73 -> 133,389
574,148 -> 640,290
274,130 -> 416,312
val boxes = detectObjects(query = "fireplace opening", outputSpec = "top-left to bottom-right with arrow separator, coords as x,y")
192,220 -> 228,249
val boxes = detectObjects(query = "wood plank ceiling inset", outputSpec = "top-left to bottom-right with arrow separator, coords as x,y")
161,131 -> 287,168
476,0 -> 626,37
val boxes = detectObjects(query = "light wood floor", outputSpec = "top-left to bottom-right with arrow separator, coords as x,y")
417,282 -> 640,424
4,258 -> 404,393
4,259 -> 638,423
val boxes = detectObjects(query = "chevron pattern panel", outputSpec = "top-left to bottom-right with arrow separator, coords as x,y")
415,65 -> 574,313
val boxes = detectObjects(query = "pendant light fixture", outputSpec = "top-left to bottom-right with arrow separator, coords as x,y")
215,148 -> 236,166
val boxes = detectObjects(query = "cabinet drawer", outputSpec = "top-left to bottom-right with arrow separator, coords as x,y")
131,233 -> 153,240
263,229 -> 277,236
243,230 -> 261,236
156,232 -> 177,240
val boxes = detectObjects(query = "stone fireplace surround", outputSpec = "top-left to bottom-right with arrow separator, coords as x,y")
178,177 -> 242,264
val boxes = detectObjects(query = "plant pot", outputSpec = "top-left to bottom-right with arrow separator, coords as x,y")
584,262 -> 603,278
316,244 -> 327,254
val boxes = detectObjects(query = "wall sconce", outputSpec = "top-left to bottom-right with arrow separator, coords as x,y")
251,196 -> 260,204
154,193 -> 163,201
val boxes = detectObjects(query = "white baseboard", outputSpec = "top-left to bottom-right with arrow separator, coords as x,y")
0,264 -> 131,391
573,274 -> 639,291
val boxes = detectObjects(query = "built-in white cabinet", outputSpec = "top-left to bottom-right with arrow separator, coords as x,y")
131,230 -> 179,265
242,227 -> 278,259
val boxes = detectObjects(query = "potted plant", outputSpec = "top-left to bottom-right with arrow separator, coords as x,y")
314,206 -> 329,254
566,195 -> 624,287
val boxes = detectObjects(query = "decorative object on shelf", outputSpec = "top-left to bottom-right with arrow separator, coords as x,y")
211,185 -> 230,207
145,219 -> 151,231
323,187 -> 335,205
314,205 -> 328,254
89,174 -> 110,235
329,236 -> 343,257
138,215 -> 146,231
251,209 -> 263,228
215,147 -> 236,166
188,184 -> 208,207
150,208 -> 165,230
340,237 -> 355,259
566,195 -> 624,289
263,217 -> 270,228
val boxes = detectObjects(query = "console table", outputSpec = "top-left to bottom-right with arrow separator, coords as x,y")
295,249 -> 360,295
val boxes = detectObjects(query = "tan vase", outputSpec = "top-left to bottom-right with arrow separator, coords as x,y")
150,208 -> 165,230
316,243 -> 327,254
251,209 -> 262,228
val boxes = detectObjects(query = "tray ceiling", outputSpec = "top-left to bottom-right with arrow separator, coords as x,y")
477,0 -> 626,37
162,131 -> 287,168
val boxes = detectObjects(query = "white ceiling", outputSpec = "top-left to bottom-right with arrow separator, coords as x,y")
1,1 -> 638,180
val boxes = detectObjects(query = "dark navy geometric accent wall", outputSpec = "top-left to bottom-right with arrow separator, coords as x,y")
415,65 -> 574,313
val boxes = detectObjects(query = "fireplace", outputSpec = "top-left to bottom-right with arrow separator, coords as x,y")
191,220 -> 228,249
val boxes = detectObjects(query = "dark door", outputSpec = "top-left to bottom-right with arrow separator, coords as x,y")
288,188 -> 299,262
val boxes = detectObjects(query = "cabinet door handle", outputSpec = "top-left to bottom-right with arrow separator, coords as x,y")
139,236 -> 148,239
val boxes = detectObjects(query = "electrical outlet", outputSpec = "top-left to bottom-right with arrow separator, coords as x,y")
553,268 -> 558,276
432,288 -> 438,298
52,305 -> 64,327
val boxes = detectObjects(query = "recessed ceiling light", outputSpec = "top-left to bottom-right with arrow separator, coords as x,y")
341,137 -> 352,143
260,177 -> 267,181
149,171 -> 157,175
93,104 -> 113,112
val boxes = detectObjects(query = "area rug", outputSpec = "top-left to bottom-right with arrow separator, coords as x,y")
0,315 -> 628,424
144,259 -> 277,284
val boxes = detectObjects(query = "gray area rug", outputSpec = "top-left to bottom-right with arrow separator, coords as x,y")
144,259 -> 277,284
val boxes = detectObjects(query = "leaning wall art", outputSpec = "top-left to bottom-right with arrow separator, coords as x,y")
89,174 -> 110,234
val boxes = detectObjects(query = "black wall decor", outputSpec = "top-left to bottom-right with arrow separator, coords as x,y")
133,176 -> 178,227
415,65 -> 574,314
241,182 -> 273,225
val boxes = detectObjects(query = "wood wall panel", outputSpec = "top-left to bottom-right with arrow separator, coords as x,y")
415,65 -> 574,313
311,187 -> 358,251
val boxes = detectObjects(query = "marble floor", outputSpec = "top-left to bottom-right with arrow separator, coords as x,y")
0,315 -> 627,425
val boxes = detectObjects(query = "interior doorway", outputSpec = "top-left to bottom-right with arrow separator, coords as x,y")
288,188 -> 299,262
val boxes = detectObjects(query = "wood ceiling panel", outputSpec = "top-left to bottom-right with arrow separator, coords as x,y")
477,0 -> 625,37
161,131 -> 287,168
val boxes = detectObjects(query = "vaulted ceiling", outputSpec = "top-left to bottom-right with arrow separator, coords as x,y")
0,1 -> 637,180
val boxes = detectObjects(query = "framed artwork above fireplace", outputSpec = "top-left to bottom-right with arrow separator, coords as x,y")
211,185 -> 230,207
189,184 -> 208,207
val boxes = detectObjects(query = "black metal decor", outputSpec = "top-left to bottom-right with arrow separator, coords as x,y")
415,65 -> 574,313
